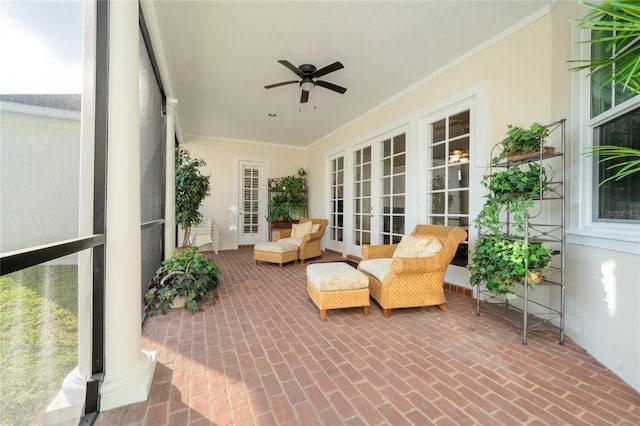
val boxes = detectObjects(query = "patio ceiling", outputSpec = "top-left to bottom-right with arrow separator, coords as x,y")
144,1 -> 556,147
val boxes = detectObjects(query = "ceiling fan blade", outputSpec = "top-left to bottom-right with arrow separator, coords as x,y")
316,80 -> 347,94
278,60 -> 304,78
300,90 -> 309,103
264,80 -> 299,89
313,61 -> 344,78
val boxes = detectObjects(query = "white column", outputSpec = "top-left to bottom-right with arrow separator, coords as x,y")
164,98 -> 178,259
100,0 -> 156,411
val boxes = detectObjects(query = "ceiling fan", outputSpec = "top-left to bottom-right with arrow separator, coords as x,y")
264,60 -> 347,103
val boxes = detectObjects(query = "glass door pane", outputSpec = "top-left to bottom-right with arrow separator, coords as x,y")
353,146 -> 372,246
379,134 -> 406,244
329,155 -> 345,244
426,110 -> 470,266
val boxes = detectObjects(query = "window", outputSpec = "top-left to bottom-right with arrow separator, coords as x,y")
426,110 -> 470,266
0,1 -> 95,423
589,23 -> 640,223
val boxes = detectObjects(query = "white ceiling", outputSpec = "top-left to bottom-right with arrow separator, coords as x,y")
147,1 -> 555,148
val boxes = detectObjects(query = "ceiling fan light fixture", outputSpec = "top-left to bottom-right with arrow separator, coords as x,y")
300,80 -> 315,92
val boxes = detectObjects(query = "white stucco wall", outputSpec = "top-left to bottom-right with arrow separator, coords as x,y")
0,104 -> 81,252
180,137 -> 307,250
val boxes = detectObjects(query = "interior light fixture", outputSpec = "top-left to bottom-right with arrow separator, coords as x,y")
448,149 -> 470,164
300,79 -> 315,92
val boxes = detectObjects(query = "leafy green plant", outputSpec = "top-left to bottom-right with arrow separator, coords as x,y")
269,168 -> 307,221
583,145 -> 640,184
474,163 -> 551,234
571,0 -> 640,95
267,202 -> 292,222
469,155 -> 558,297
144,247 -> 220,316
468,236 -> 557,299
176,147 -> 211,246
494,123 -> 550,163
572,2 -> 640,184
485,163 -> 550,198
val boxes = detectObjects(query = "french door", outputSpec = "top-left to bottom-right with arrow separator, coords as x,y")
348,129 -> 407,256
237,159 -> 267,245
327,153 -> 345,253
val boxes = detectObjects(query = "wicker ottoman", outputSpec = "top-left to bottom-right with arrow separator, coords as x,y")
306,262 -> 370,320
254,242 -> 298,269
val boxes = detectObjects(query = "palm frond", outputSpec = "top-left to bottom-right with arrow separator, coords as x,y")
583,145 -> 640,184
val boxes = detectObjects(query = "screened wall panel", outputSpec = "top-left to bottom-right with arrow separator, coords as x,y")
139,29 -> 165,298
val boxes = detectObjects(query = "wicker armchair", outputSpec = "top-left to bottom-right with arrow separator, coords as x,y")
274,218 -> 329,263
358,224 -> 467,318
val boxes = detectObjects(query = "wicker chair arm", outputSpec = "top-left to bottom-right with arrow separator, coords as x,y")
274,229 -> 292,240
302,230 -> 324,243
390,254 -> 448,274
362,244 -> 398,260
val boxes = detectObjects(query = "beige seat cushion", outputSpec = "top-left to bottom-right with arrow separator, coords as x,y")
254,241 -> 298,253
306,262 -> 369,291
358,258 -> 393,283
277,237 -> 303,247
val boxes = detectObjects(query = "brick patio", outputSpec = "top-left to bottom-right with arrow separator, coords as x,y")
96,247 -> 640,425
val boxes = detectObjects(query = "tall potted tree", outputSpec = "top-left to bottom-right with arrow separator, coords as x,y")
175,146 -> 211,246
144,147 -> 219,315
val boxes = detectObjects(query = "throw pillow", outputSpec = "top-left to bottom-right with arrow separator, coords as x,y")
291,221 -> 313,238
393,235 -> 430,258
421,238 -> 443,257
311,223 -> 321,233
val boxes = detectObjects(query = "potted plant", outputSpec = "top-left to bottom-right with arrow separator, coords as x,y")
269,168 -> 307,221
475,163 -> 551,234
176,147 -> 211,246
267,203 -> 292,223
468,236 -> 556,299
484,163 -> 550,199
494,122 -> 551,163
469,150 -> 557,297
144,246 -> 220,316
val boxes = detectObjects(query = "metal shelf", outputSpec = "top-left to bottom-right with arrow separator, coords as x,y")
476,119 -> 566,345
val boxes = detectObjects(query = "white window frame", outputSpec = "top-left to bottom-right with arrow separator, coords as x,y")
568,21 -> 640,255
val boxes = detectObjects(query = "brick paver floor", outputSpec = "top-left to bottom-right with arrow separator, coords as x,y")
97,247 -> 640,425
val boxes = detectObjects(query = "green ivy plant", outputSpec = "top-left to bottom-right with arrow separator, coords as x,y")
469,236 -> 557,299
469,157 -> 557,297
269,168 -> 307,221
176,147 -> 211,247
267,203 -> 292,222
475,163 -> 551,234
494,123 -> 550,163
144,247 -> 220,316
